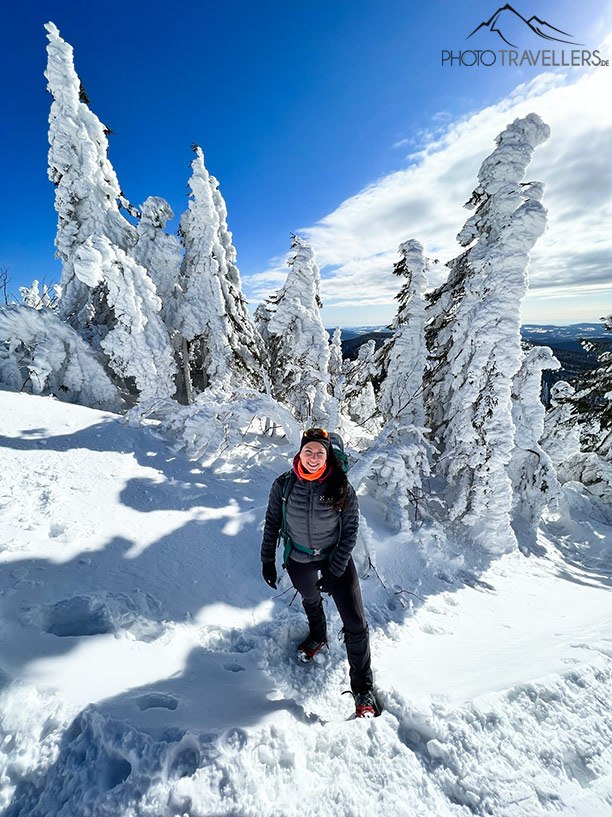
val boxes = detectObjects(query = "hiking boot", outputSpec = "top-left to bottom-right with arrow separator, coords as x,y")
296,637 -> 328,663
344,689 -> 379,718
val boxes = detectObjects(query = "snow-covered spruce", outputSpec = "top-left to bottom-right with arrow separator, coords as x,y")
571,314 -> 612,460
379,240 -> 428,426
354,242 -> 432,531
19,280 -> 61,310
541,380 -> 581,469
424,113 -> 551,554
45,22 -> 136,339
170,147 -> 266,403
45,22 -> 176,401
131,196 -> 182,310
342,340 -> 380,431
327,327 -> 345,432
259,235 -> 331,426
508,345 -> 561,552
73,237 -> 177,400
542,379 -> 612,516
0,304 -> 121,411
558,453 -> 612,511
127,390 -> 301,468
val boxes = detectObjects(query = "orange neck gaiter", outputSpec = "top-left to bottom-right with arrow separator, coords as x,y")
296,460 -> 328,481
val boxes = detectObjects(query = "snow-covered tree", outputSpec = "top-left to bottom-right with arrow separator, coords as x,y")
508,345 -> 561,551
19,280 -> 61,310
45,22 -> 136,337
261,235 -> 331,425
355,241 -> 431,530
571,315 -> 612,459
0,304 -> 121,411
327,327 -> 345,431
131,197 -> 182,309
73,237 -> 177,399
342,340 -> 380,430
45,23 -> 176,401
541,380 -> 581,468
171,147 -> 265,403
424,113 -> 551,554
379,240 -> 428,425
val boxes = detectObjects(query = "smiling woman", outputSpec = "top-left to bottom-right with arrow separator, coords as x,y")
260,427 -> 379,719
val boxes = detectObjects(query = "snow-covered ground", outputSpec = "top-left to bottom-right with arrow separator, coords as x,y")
0,388 -> 611,816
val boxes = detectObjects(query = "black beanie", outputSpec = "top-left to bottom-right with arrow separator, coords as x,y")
299,429 -> 331,453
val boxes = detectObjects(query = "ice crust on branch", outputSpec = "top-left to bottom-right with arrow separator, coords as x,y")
425,113 -> 551,554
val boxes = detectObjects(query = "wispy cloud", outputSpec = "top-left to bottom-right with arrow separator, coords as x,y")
247,35 -> 612,324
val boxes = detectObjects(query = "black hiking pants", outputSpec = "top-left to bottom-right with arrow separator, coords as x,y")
286,555 -> 373,693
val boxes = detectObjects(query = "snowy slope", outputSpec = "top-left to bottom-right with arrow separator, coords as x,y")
0,389 -> 611,816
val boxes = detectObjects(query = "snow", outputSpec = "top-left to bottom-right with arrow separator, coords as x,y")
1,388 -> 611,816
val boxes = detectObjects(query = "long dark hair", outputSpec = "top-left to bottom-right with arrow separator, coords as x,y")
320,445 -> 349,511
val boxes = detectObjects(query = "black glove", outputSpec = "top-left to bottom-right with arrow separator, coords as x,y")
262,562 -> 277,589
316,566 -> 339,595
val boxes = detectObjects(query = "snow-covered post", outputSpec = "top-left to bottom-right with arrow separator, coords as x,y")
508,346 -> 561,551
425,113 -> 551,553
171,147 -> 265,402
264,235 -> 331,426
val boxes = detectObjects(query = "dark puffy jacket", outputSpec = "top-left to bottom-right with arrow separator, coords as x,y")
260,470 -> 359,577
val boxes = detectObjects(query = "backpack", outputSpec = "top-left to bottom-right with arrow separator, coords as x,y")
328,432 -> 350,473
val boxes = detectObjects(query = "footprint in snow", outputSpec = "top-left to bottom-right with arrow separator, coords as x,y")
419,622 -> 447,635
136,693 -> 179,711
223,661 -> 246,673
48,523 -> 66,539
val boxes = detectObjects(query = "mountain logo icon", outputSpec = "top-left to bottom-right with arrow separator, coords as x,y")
467,4 -> 583,48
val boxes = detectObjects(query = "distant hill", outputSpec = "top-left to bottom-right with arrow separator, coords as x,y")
328,324 -> 604,392
326,326 -> 391,342
521,323 -> 605,352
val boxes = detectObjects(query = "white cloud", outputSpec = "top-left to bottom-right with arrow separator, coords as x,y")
247,35 -> 612,325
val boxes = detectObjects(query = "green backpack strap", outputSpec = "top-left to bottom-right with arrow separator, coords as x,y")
280,472 -> 296,568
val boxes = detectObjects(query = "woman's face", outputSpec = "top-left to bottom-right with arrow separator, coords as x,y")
299,441 -> 328,473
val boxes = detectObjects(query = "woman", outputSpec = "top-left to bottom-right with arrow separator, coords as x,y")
261,428 -> 378,718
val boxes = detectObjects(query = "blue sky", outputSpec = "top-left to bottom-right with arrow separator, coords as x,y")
1,0 -> 611,326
